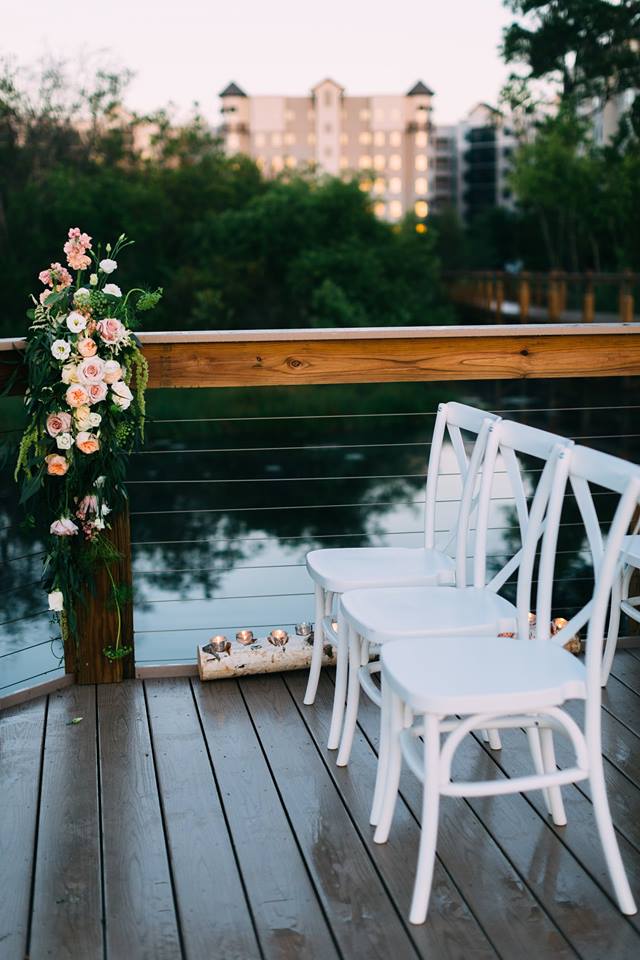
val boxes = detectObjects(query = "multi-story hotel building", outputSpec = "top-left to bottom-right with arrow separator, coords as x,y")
219,78 -> 434,222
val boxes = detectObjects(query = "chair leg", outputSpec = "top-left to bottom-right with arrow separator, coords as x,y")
374,690 -> 404,844
601,567 -> 628,687
409,714 -> 441,925
539,727 -> 567,826
487,728 -> 502,750
589,753 -> 637,914
370,673 -> 391,826
336,627 -> 362,767
304,584 -> 328,705
327,613 -> 349,750
526,727 -> 553,816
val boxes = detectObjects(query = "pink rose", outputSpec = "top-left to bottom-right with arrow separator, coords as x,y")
66,384 -> 90,408
88,381 -> 107,404
76,431 -> 100,454
77,338 -> 98,358
76,494 -> 98,520
77,356 -> 105,384
46,411 -> 72,437
97,317 -> 126,344
50,517 -> 79,536
102,360 -> 122,383
45,454 -> 69,477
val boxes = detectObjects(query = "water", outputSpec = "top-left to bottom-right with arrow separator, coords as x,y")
2,376 -> 639,694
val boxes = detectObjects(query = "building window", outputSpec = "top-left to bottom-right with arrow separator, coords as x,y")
374,130 -> 386,146
324,90 -> 333,106
359,131 -> 372,145
415,154 -> 428,171
340,156 -> 349,169
227,133 -> 240,150
340,132 -> 348,145
359,108 -> 370,121
307,109 -> 315,121
285,109 -> 294,122
389,130 -> 402,147
389,154 -> 402,170
284,132 -> 296,146
271,156 -> 283,172
307,132 -> 316,145
255,132 -> 266,147
359,154 -> 373,168
373,154 -> 385,171
256,156 -> 265,170
286,156 -> 297,168
374,108 -> 384,122
391,108 -> 401,122
271,132 -> 282,147
389,200 -> 403,219
359,178 -> 372,192
389,177 -> 402,194
415,131 -> 428,148
373,177 -> 385,195
374,201 -> 386,217
414,199 -> 429,218
415,177 -> 427,195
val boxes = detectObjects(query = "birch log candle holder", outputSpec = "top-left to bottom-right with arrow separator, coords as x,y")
197,624 -> 337,681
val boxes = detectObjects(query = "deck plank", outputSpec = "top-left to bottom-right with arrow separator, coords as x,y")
98,681 -> 182,960
0,698 -> 46,960
144,678 -> 261,960
240,673 -> 420,960
284,670 -> 498,960
354,686 -> 575,960
193,677 -> 340,960
29,686 -> 103,960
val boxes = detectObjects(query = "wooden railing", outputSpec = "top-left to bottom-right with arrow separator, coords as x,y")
445,271 -> 638,324
3,322 -> 640,693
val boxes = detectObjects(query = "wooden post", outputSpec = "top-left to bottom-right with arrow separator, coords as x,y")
495,273 -> 504,322
548,271 -> 560,321
558,272 -> 567,315
65,505 -> 135,684
620,271 -> 635,323
518,273 -> 531,322
583,273 -> 595,322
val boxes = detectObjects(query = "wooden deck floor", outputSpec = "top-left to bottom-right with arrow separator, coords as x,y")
2,654 -> 640,960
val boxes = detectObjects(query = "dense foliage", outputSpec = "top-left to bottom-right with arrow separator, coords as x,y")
0,61 -> 452,339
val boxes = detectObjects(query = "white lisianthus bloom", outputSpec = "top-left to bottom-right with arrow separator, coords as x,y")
88,412 -> 102,427
74,287 -> 91,302
61,363 -> 79,384
99,258 -> 117,274
93,517 -> 106,531
66,311 -> 87,333
103,283 -> 122,297
100,503 -> 112,516
89,273 -> 99,286
51,339 -> 71,361
56,432 -> 73,450
48,589 -> 64,612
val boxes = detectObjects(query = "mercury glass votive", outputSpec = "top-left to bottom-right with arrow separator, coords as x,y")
295,622 -> 313,637
208,634 -> 231,654
236,629 -> 254,646
268,629 -> 289,647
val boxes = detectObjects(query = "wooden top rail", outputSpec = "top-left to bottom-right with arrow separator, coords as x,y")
445,270 -> 640,283
3,323 -> 640,390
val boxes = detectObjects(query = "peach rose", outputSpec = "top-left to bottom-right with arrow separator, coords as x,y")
97,317 -> 126,344
61,363 -> 79,385
46,412 -> 72,437
77,338 -> 98,358
66,384 -> 90,408
88,382 -> 107,404
76,431 -> 100,454
102,360 -> 123,384
77,356 -> 105,384
45,454 -> 69,476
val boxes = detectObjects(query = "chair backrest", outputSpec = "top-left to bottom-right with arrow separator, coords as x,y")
530,443 -> 640,704
465,417 -> 574,592
424,402 -> 500,556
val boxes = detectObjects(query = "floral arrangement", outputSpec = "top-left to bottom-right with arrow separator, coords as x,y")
14,228 -> 161,661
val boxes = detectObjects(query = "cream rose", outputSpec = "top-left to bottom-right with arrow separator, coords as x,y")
55,432 -> 73,450
102,360 -> 123,383
111,380 -> 133,410
74,405 -> 91,429
61,363 -> 79,384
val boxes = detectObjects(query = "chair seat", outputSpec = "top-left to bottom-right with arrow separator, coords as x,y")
621,535 -> 640,567
306,547 -> 455,593
340,585 -> 516,645
382,635 -> 587,715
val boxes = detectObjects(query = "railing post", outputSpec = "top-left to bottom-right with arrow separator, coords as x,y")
518,272 -> 531,323
495,272 -> 504,322
583,273 -> 595,323
64,504 -> 135,684
620,270 -> 635,323
558,272 -> 567,315
548,271 -> 560,321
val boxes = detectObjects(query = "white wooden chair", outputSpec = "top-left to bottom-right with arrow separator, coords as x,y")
374,442 -> 639,924
336,418 -> 573,767
600,534 -> 640,685
304,401 -> 500,750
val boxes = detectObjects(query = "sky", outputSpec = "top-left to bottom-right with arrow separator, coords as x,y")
4,0 -> 514,125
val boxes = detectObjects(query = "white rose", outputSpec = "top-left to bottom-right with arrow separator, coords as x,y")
111,380 -> 133,402
89,273 -> 99,286
66,311 -> 87,333
100,503 -> 111,516
48,590 -> 64,612
112,393 -> 131,410
61,363 -> 79,384
103,360 -> 123,384
51,339 -> 71,361
88,412 -> 102,427
56,432 -> 73,450
103,283 -> 122,297
93,517 -> 106,531
99,258 -> 117,274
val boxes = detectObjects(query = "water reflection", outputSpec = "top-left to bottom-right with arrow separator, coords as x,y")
2,377 -> 639,689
